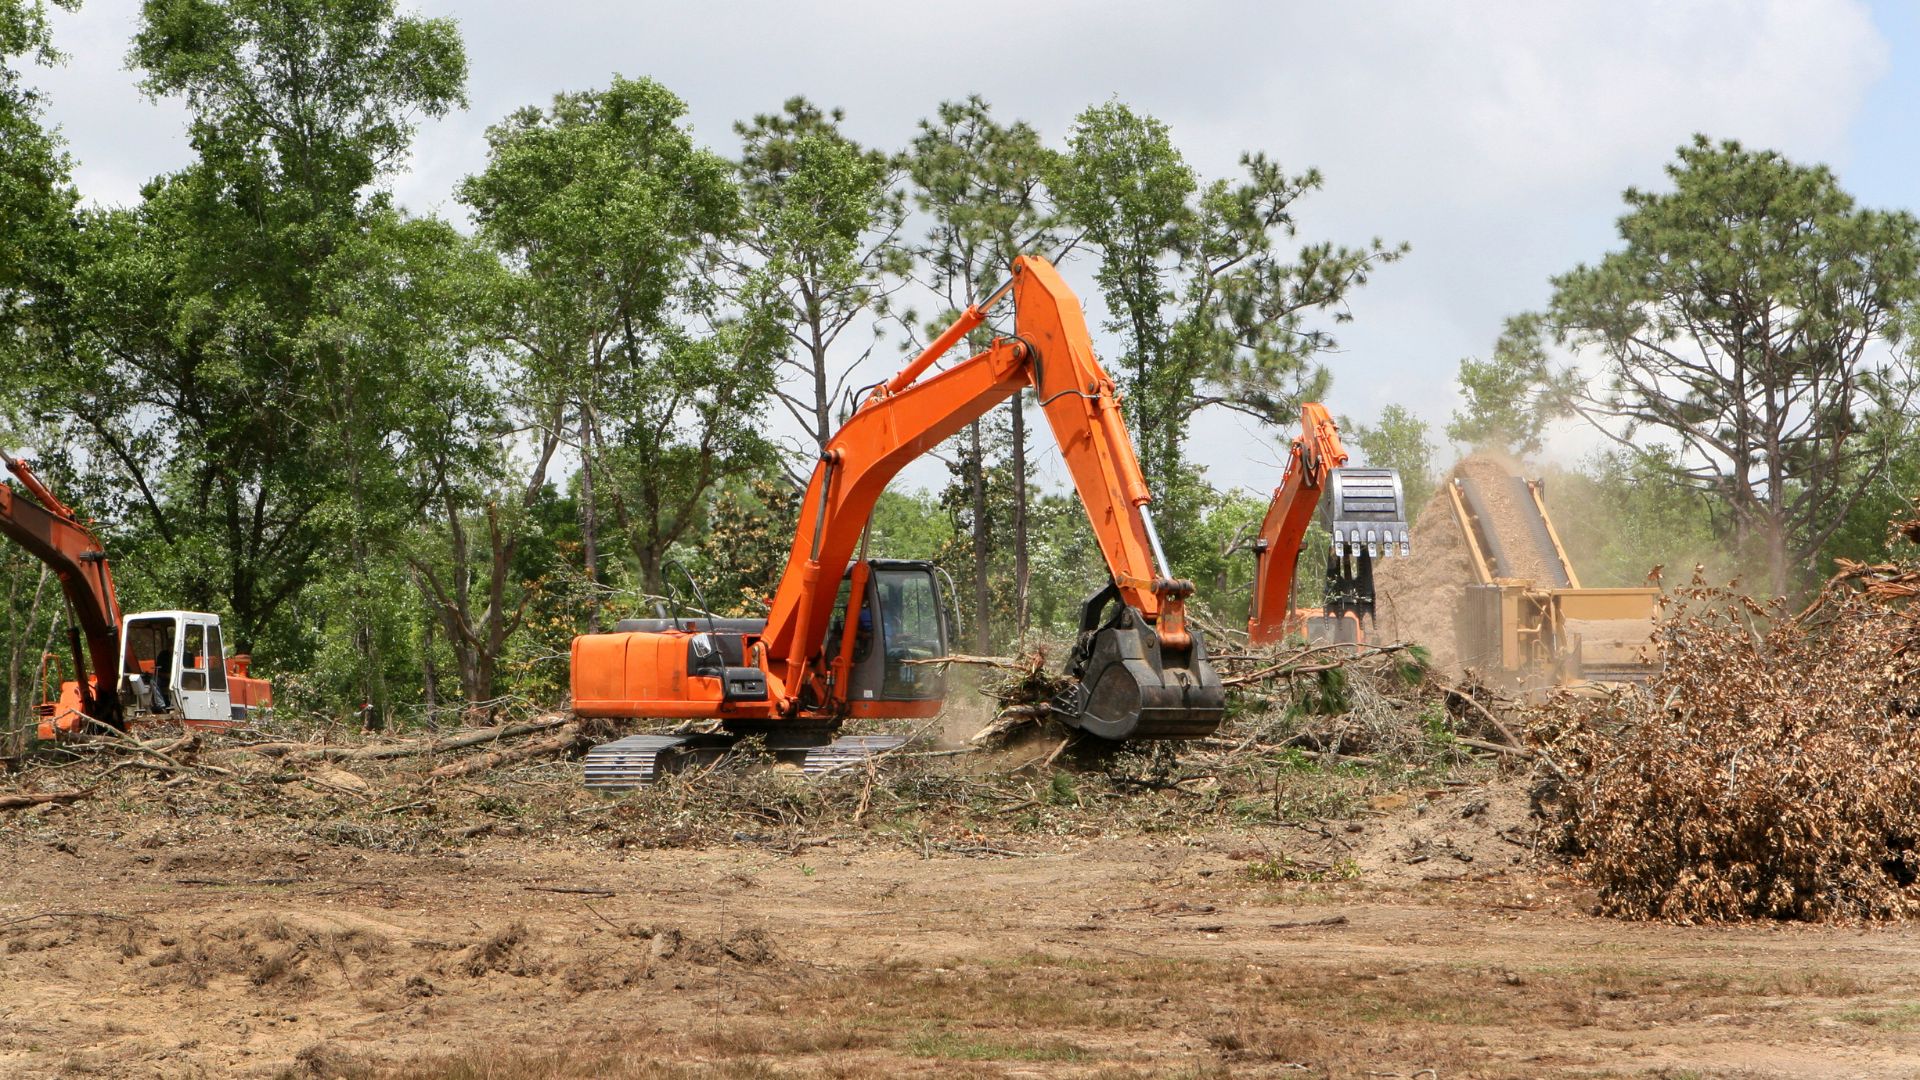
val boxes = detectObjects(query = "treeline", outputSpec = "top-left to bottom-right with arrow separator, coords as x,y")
7,2 -> 1915,731
0,0 -> 1398,725
1446,137 -> 1920,598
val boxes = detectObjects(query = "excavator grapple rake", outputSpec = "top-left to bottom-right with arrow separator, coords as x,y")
1053,582 -> 1223,740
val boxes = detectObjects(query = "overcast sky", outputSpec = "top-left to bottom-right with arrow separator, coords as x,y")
28,0 -> 1920,498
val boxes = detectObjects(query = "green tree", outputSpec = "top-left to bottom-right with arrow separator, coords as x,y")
1446,314 -> 1580,455
1513,137 -> 1920,596
1349,404 -> 1437,521
0,0 -> 78,371
1183,489 -> 1270,628
729,97 -> 907,462
9,0 -> 466,695
1049,100 -> 1403,509
460,77 -> 773,603
0,0 -> 79,738
908,96 -> 1056,643
1546,449 -> 1723,587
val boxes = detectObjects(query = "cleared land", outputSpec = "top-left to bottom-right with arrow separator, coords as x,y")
4,763 -> 1918,1080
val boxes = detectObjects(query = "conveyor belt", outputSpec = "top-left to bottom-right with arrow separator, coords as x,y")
1454,475 -> 1568,586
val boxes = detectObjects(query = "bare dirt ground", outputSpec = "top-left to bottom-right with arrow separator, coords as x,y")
6,780 -> 1920,1079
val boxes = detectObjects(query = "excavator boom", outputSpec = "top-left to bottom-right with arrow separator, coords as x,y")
0,451 -> 123,726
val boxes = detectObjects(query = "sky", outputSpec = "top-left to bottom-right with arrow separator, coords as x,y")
25,0 -> 1920,498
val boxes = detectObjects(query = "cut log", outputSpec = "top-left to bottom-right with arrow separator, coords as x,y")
426,724 -> 589,780
247,717 -> 572,763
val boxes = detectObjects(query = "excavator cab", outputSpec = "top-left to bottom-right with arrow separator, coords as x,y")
38,610 -> 270,738
580,559 -> 947,787
823,559 -> 949,713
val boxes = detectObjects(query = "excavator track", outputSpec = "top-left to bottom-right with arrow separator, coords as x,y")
583,732 -> 910,790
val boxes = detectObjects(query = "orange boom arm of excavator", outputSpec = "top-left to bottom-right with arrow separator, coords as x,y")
760,255 -> 1188,708
1247,404 -> 1347,646
0,451 -> 124,726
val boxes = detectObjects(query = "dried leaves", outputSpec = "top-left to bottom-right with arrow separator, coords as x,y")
1531,565 -> 1920,923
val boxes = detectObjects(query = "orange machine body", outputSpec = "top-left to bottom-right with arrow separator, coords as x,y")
1249,404 -> 1348,645
573,256 -> 1221,740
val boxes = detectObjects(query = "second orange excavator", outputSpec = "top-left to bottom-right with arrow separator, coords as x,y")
571,256 -> 1225,785
1247,404 -> 1410,646
0,450 -> 272,738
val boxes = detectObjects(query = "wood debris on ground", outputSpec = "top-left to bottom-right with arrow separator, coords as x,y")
1528,538 -> 1920,923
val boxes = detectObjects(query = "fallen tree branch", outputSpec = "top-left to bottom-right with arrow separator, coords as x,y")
0,910 -> 130,929
426,723 -> 589,780
1439,684 -> 1567,780
1221,642 -> 1416,687
253,717 -> 572,763
523,885 -> 615,897
1268,914 -> 1350,930
903,653 -> 1018,669
0,789 -> 90,812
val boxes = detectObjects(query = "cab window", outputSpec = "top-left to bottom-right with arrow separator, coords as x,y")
206,625 -> 228,692
874,568 -> 945,700
181,623 -> 207,692
122,617 -> 176,680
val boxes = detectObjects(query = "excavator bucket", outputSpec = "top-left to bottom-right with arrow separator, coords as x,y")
1054,585 -> 1226,741
1320,468 -> 1410,623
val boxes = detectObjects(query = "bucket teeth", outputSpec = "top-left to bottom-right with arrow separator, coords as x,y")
1320,468 -> 1411,628
1322,469 -> 1410,560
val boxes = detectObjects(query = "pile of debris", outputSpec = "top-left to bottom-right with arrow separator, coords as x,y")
1529,559 -> 1920,923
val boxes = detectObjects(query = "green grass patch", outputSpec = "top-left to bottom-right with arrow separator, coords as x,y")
1838,1002 -> 1920,1030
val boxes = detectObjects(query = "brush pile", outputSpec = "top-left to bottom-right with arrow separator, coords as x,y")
1530,554 -> 1920,923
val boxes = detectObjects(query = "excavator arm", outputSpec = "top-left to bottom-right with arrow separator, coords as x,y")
1247,405 -> 1409,646
760,255 -> 1219,738
0,451 -> 123,726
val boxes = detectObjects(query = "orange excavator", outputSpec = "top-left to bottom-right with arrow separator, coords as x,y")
571,256 -> 1225,785
1247,404 -> 1410,646
0,450 -> 271,738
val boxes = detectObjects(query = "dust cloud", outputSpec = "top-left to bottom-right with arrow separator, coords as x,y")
1370,450 -> 1566,671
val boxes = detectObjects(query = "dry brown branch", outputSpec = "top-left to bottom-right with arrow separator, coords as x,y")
1439,684 -> 1566,780
251,717 -> 572,763
1528,563 -> 1920,922
425,724 -> 590,781
0,789 -> 90,811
